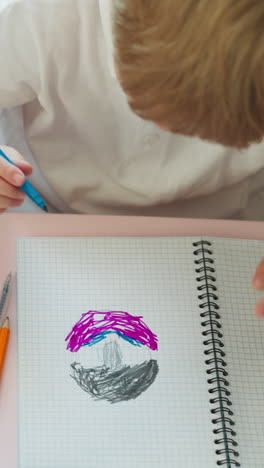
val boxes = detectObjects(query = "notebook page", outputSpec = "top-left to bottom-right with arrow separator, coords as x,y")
208,238 -> 264,468
16,237 -> 215,468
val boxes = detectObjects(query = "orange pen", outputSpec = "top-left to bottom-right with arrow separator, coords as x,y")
0,317 -> 10,379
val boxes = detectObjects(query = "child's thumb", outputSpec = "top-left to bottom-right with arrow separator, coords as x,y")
0,145 -> 33,176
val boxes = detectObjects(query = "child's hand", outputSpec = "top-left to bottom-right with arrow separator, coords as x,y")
253,259 -> 264,317
0,145 -> 33,213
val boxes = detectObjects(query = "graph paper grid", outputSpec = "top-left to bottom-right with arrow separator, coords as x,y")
16,237 -> 216,468
207,237 -> 264,468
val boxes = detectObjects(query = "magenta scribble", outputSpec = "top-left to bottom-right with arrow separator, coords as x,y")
65,311 -> 158,352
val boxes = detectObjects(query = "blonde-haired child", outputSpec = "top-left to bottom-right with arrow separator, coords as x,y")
0,0 -> 264,310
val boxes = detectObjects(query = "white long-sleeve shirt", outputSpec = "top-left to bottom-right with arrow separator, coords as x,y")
1,0 -> 264,218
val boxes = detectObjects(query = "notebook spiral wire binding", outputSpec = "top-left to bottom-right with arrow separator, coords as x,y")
193,241 -> 240,468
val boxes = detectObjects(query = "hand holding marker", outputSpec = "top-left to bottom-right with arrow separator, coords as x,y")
0,149 -> 48,212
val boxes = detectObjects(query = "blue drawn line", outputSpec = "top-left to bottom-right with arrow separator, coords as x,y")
81,331 -> 142,348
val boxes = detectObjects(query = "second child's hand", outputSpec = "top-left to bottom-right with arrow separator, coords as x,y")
253,259 -> 264,317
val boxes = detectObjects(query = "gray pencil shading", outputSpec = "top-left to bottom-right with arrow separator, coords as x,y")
70,341 -> 159,403
103,341 -> 124,371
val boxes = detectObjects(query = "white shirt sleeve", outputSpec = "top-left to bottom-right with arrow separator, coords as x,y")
0,0 -> 41,108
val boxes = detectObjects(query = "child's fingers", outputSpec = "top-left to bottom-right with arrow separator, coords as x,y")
255,298 -> 264,318
14,160 -> 33,176
0,194 -> 25,213
0,157 -> 25,186
0,177 -> 26,201
252,259 -> 264,290
0,145 -> 32,186
0,146 -> 32,214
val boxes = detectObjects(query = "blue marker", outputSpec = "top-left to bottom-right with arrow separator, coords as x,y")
0,149 -> 48,212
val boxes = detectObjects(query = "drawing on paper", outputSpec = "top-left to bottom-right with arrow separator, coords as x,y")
65,311 -> 159,403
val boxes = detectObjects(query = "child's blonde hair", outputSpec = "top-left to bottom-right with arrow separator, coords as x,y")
113,0 -> 264,148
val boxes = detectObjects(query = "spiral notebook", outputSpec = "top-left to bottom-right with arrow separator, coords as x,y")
16,237 -> 264,468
